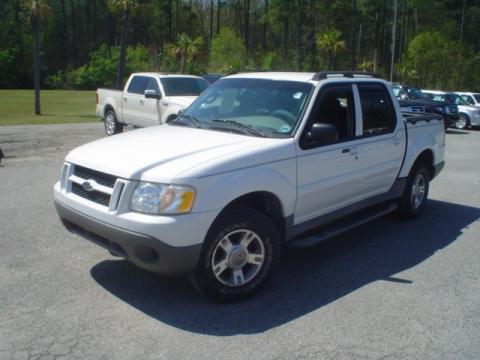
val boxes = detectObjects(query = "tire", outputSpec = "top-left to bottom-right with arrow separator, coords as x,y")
398,162 -> 430,219
104,110 -> 123,136
166,115 -> 177,123
455,114 -> 469,130
192,207 -> 281,302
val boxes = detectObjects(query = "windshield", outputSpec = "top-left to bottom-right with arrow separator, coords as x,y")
406,87 -> 429,100
392,85 -> 400,97
460,95 -> 475,105
160,77 -> 208,96
177,78 -> 313,138
453,94 -> 469,105
434,93 -> 467,105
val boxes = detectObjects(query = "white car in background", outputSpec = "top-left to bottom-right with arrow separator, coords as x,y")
422,89 -> 480,129
456,92 -> 480,107
96,73 -> 209,135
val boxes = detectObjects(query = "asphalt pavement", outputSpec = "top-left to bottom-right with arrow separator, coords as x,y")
0,123 -> 479,360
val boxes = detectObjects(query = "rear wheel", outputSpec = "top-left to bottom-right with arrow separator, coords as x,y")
398,163 -> 430,219
104,110 -> 123,136
192,207 -> 281,302
455,114 -> 469,129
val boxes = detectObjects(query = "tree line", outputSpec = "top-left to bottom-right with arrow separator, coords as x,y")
1,0 -> 480,93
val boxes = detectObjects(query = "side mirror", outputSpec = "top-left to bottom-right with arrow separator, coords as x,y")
145,89 -> 161,99
305,123 -> 338,145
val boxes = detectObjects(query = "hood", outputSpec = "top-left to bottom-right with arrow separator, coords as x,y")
165,96 -> 197,108
65,125 -> 270,182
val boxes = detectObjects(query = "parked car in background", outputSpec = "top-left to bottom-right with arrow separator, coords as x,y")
96,73 -> 209,136
456,92 -> 480,107
55,71 -> 445,301
202,74 -> 223,84
391,83 -> 458,128
422,90 -> 480,129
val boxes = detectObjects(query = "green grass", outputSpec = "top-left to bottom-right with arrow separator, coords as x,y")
0,90 -> 98,125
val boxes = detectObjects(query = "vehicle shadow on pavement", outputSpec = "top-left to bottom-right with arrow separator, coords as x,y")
446,129 -> 470,135
90,199 -> 480,335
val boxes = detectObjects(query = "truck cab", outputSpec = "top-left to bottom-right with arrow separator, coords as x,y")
96,73 -> 209,135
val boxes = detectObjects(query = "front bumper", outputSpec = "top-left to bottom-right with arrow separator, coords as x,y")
469,113 -> 480,126
55,200 -> 203,275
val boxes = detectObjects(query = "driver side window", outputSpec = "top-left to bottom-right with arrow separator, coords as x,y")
302,84 -> 355,148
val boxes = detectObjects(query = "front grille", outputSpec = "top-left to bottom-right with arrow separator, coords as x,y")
69,165 -> 118,207
71,183 -> 111,207
73,165 -> 117,188
410,106 -> 424,113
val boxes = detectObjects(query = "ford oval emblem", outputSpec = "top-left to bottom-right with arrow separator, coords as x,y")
82,180 -> 94,192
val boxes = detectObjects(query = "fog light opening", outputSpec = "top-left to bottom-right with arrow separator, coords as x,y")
134,245 -> 159,264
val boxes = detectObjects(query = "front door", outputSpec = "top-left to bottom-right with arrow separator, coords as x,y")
123,75 -> 149,127
139,77 -> 162,126
295,83 -> 366,225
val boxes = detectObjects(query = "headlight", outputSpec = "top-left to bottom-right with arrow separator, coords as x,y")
130,182 -> 196,215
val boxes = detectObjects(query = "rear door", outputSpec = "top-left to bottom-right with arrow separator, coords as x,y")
354,82 -> 406,197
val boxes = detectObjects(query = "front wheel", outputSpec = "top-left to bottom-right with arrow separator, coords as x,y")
104,110 -> 123,136
192,207 -> 281,302
455,114 -> 469,130
398,163 -> 430,219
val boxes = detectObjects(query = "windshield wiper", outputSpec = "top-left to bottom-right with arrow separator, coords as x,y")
174,114 -> 202,128
211,119 -> 266,137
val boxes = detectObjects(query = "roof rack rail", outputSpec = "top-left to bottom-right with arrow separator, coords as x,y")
312,71 -> 380,81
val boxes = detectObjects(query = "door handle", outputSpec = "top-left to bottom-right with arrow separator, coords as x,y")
140,99 -> 144,105
342,147 -> 358,155
393,137 -> 400,145
123,97 -> 128,102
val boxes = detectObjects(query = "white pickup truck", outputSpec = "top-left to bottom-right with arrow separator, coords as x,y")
55,71 -> 445,301
96,72 -> 208,135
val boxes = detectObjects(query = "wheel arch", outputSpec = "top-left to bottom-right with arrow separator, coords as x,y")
103,104 -> 115,118
209,191 -> 287,242
166,114 -> 177,123
411,149 -> 435,179
459,112 -> 471,125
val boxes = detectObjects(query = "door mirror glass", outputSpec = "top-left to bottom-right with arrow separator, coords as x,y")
145,89 -> 161,99
306,123 -> 338,145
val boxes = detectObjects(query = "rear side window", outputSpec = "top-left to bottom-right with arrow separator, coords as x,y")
358,84 -> 395,135
160,77 -> 208,96
127,76 -> 149,94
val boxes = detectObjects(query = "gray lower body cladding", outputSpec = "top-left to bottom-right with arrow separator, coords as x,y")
55,200 -> 202,275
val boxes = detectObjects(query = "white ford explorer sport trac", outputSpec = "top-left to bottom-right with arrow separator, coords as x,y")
54,71 -> 445,301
